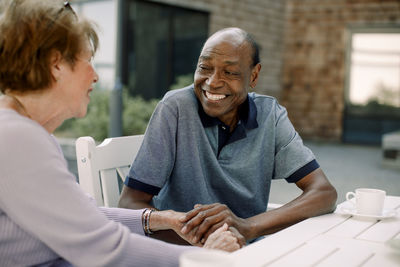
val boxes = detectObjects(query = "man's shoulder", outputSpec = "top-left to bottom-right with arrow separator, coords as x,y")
160,84 -> 197,112
249,92 -> 281,113
248,92 -> 290,128
249,92 -> 278,105
162,84 -> 196,102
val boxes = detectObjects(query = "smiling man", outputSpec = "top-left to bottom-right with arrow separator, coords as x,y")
119,27 -> 337,245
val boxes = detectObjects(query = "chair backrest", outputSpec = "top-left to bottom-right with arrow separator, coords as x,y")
75,135 -> 144,207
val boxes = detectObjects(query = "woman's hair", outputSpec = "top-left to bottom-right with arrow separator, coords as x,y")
0,0 -> 99,93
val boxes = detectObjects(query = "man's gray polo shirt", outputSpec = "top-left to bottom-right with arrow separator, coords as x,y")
125,85 -> 318,219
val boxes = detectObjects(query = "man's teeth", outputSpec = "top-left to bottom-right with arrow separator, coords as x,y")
205,91 -> 226,101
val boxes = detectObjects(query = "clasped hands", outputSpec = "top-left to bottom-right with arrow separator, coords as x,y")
180,203 -> 249,246
152,203 -> 247,251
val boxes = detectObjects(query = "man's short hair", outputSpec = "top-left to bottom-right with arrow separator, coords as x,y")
208,27 -> 260,67
244,32 -> 260,67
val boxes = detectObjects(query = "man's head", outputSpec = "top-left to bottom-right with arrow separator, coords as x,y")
194,27 -> 261,126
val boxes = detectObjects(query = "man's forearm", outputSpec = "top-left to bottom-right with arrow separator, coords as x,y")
118,186 -> 156,210
246,185 -> 337,239
118,199 -> 154,209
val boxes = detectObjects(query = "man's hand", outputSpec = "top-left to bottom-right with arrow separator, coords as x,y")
179,203 -> 251,244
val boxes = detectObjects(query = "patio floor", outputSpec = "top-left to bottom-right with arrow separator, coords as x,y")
269,141 -> 400,205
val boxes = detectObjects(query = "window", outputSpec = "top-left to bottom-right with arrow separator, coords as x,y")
344,29 -> 400,144
72,0 -> 116,89
124,0 -> 209,99
349,34 -> 400,108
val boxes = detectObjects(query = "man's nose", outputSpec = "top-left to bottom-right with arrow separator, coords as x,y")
205,71 -> 223,88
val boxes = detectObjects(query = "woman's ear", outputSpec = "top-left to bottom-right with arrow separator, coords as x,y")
250,63 -> 261,89
50,50 -> 63,82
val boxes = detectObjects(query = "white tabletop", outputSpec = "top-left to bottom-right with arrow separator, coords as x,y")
231,196 -> 400,267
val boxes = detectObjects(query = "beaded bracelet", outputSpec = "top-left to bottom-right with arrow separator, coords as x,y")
142,208 -> 155,236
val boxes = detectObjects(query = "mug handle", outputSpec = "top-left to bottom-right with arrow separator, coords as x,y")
346,192 -> 356,207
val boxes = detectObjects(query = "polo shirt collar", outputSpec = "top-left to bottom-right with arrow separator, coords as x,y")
198,95 -> 258,130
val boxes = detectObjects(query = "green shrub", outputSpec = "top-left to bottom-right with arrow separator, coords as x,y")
56,89 -> 110,141
169,73 -> 193,90
55,89 -> 159,141
55,73 -> 193,141
123,91 -> 159,136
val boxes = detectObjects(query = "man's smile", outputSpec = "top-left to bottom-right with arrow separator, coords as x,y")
204,90 -> 227,101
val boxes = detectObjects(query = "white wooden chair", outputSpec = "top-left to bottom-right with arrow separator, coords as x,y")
75,135 -> 144,207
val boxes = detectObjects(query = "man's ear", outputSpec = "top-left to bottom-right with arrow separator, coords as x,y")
50,50 -> 63,82
249,63 -> 261,89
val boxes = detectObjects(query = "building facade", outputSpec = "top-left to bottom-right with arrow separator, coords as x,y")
72,0 -> 400,143
281,0 -> 400,143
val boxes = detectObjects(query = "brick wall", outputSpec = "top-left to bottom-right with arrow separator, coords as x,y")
281,0 -> 400,140
73,0 -> 400,141
151,0 -> 287,98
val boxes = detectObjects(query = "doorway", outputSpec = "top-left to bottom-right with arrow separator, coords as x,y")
343,28 -> 400,144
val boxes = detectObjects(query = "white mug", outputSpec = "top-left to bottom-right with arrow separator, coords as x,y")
346,188 -> 386,216
180,250 -> 233,267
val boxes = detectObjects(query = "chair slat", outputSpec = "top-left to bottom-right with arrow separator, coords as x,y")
76,135 -> 144,207
100,169 -> 121,207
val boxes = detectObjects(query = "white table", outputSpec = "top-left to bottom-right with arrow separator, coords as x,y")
231,196 -> 400,267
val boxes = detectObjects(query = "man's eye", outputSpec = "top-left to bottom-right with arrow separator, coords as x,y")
225,71 -> 239,76
198,65 -> 211,72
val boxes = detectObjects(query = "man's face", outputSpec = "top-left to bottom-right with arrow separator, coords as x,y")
194,32 -> 260,126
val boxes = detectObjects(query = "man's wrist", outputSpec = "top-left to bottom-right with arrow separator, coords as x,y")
243,217 -> 257,241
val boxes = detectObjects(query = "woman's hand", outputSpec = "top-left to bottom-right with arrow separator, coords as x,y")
203,223 -> 245,252
149,210 -> 203,246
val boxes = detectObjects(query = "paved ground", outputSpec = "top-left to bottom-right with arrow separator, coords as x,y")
269,141 -> 400,205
